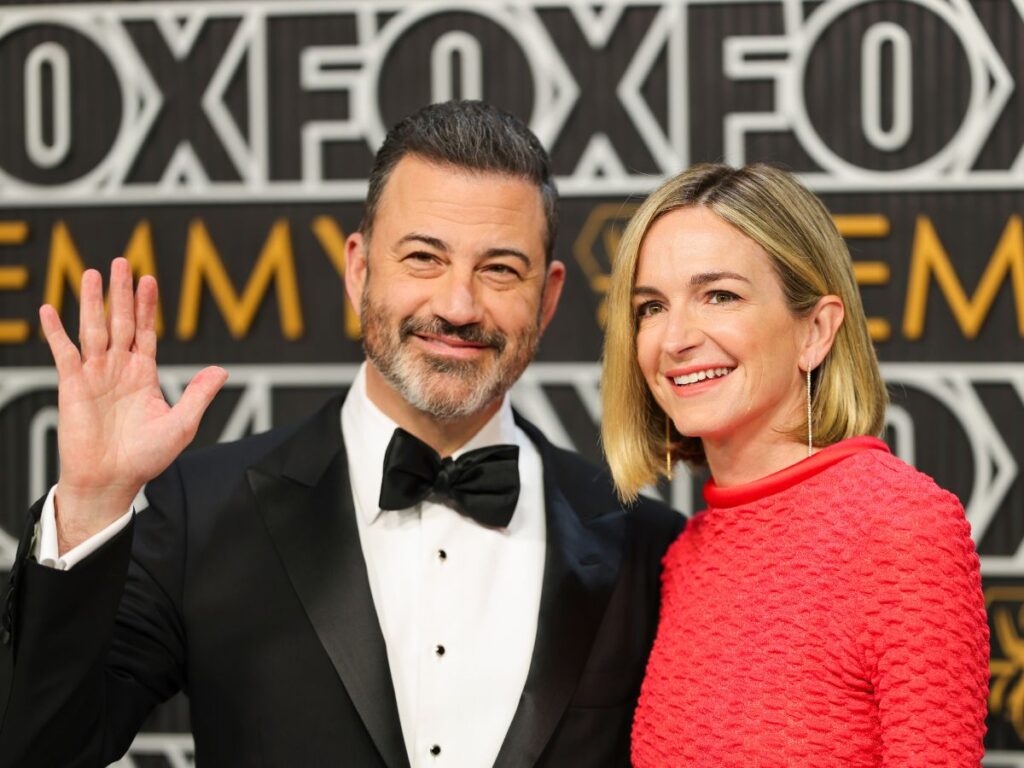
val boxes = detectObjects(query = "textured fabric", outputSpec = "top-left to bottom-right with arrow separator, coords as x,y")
632,441 -> 989,767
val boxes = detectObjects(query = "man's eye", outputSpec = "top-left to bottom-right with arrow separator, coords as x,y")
404,251 -> 439,266
484,263 -> 522,279
708,290 -> 739,304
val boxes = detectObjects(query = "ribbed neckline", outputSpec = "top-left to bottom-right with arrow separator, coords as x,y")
703,436 -> 890,509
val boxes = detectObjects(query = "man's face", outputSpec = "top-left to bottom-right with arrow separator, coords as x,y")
345,154 -> 564,422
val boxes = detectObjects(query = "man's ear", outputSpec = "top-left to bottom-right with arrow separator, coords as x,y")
802,294 -> 844,370
539,260 -> 566,333
344,232 -> 368,318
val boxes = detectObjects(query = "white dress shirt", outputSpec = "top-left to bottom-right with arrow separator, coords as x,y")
34,486 -> 134,569
343,364 -> 545,768
34,363 -> 547,768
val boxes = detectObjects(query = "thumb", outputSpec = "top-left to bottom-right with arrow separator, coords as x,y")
171,366 -> 229,441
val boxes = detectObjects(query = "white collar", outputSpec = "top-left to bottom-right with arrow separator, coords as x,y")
341,362 -> 519,526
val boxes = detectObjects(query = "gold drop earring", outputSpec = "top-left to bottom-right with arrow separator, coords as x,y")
805,365 -> 813,456
665,413 -> 673,481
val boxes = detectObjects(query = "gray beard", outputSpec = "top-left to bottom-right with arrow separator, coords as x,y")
360,292 -> 539,421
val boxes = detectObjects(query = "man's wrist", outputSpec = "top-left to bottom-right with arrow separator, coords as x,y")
55,482 -> 139,555
37,485 -> 135,569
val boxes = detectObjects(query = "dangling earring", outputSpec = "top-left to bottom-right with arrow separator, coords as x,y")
665,413 -> 673,481
805,365 -> 813,456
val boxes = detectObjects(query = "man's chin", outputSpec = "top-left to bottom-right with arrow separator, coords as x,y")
404,368 -> 505,419
369,345 -> 524,420
415,380 -> 490,407
415,349 -> 496,376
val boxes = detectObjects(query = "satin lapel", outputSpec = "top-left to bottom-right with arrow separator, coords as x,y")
248,399 -> 409,768
493,420 -> 627,768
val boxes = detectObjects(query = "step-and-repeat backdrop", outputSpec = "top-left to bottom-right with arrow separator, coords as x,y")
1,0 -> 1022,764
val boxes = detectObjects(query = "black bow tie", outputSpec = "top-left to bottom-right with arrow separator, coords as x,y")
378,428 -> 521,528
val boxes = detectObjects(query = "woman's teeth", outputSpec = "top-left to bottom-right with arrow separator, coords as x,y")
672,367 -> 733,386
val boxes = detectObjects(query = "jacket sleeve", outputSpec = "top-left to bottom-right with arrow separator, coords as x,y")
0,462 -> 189,768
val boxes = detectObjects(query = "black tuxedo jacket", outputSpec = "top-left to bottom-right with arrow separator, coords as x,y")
0,396 -> 682,767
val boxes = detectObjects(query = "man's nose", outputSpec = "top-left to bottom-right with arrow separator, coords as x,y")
430,269 -> 485,327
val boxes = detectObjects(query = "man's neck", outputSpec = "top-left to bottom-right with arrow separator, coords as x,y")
363,364 -> 503,457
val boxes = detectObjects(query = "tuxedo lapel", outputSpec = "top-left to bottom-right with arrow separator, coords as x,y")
247,397 -> 409,768
494,418 -> 627,768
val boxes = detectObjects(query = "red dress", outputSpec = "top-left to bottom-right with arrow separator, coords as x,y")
631,437 -> 989,767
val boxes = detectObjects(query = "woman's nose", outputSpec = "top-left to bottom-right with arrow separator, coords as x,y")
660,308 -> 705,358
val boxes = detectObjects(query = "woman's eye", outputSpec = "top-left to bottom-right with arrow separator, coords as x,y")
708,290 -> 739,305
635,301 -> 664,319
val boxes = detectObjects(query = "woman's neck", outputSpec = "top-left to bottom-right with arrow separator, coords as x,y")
703,432 -> 811,488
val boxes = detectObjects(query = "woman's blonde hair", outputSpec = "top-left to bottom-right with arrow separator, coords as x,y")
601,163 -> 888,501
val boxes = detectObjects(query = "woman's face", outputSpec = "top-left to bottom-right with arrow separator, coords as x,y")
633,206 -> 810,450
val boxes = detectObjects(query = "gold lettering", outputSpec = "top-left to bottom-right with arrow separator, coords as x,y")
177,219 -> 304,340
42,221 -> 167,337
985,587 -> 1024,739
42,221 -> 86,318
0,221 -> 29,343
575,203 -> 640,328
903,215 -> 1024,339
834,214 -> 892,341
833,214 -> 890,238
851,262 -> 891,341
312,216 -> 361,340
0,221 -> 29,241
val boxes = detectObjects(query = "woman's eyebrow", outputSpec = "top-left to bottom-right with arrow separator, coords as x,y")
689,270 -> 750,287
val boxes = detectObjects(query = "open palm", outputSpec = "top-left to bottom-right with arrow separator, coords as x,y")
41,258 -> 227,550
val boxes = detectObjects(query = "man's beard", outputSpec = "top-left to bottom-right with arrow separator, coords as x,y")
361,289 -> 540,421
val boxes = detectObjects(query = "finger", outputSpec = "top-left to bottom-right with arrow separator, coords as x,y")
78,269 -> 108,361
108,258 -> 135,350
169,367 -> 229,446
134,275 -> 159,358
39,304 -> 82,377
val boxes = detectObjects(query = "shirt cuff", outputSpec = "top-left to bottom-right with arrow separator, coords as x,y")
33,485 -> 135,571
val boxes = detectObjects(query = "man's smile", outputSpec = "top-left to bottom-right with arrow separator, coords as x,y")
412,332 -> 493,359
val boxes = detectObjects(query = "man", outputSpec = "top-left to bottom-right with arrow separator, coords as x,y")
0,101 -> 681,767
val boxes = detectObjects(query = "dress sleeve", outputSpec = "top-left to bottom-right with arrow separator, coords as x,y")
857,466 -> 989,767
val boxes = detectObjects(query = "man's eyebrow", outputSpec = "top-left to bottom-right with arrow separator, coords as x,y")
397,235 -> 533,267
689,270 -> 750,287
483,248 -> 531,266
397,233 -> 449,251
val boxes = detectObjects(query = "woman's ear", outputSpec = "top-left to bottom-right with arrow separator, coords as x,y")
802,295 -> 844,370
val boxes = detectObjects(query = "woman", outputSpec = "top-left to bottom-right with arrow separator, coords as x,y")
602,163 -> 989,765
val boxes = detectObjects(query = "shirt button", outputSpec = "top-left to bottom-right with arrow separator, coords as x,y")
437,549 -> 447,561
435,644 -> 445,656
430,744 -> 441,756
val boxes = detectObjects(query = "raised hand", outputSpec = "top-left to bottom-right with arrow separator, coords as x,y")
40,258 -> 228,554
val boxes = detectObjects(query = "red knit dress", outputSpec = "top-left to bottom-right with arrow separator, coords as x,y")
631,437 -> 989,767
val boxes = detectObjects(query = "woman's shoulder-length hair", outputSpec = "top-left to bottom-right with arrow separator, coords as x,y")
601,162 -> 888,501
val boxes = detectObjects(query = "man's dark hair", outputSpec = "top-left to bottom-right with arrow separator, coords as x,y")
360,100 -> 558,262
